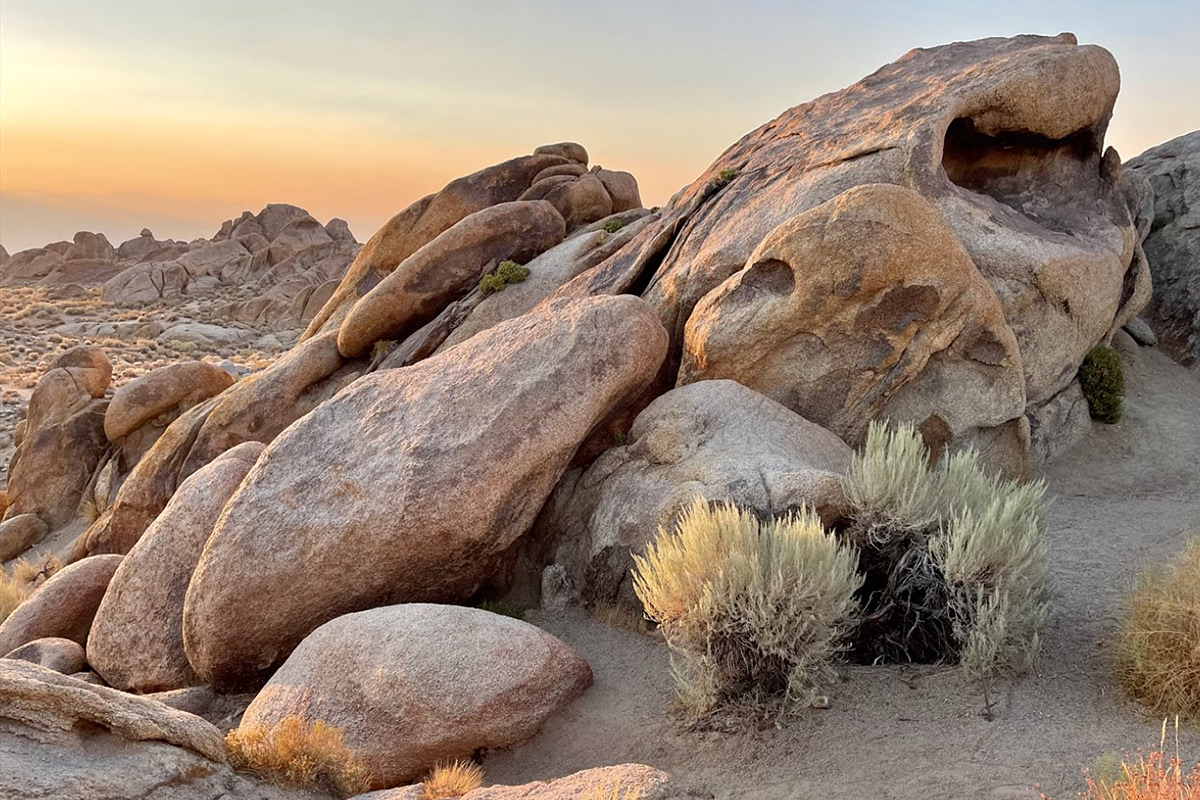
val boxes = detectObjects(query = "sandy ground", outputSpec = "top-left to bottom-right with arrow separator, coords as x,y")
481,334 -> 1199,799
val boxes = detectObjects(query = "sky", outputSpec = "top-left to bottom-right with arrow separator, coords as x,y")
2,1 -> 1198,254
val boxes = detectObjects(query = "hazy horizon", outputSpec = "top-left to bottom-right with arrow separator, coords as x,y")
3,1 -> 1198,254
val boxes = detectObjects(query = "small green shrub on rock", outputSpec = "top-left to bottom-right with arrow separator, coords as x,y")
601,218 -> 627,234
479,260 -> 531,295
842,422 -> 1051,686
632,497 -> 862,718
1078,344 -> 1124,423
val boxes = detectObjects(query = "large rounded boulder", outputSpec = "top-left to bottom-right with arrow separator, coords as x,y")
87,443 -> 264,693
238,604 -> 592,788
183,294 -> 667,690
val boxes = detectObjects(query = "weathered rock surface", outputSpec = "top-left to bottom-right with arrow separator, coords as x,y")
4,346 -> 112,528
3,636 -> 87,674
302,151 -> 573,338
336,200 -> 566,357
239,604 -> 593,787
77,332 -> 353,558
0,659 -> 307,800
0,554 -> 122,655
184,295 -> 667,690
358,764 -> 688,800
438,230 -> 613,351
0,513 -> 50,562
104,361 -> 236,442
1124,130 -> 1200,368
529,380 -> 855,609
558,34 -> 1145,471
87,442 -> 264,693
679,183 -> 1029,473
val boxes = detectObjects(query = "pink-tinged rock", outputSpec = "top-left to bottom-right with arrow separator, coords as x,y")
184,295 -> 667,691
87,443 -> 263,693
238,604 -> 592,788
0,555 -> 122,655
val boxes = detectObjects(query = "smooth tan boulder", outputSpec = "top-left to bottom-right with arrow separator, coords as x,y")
87,443 -> 264,694
370,764 -> 682,800
595,168 -> 643,213
104,361 -> 235,442
184,295 -> 667,690
0,514 -> 50,562
529,380 -> 854,609
336,200 -> 566,357
302,151 -> 572,339
534,141 -> 589,165
543,174 -> 614,232
77,332 -> 350,558
0,555 -> 122,655
3,637 -> 86,675
680,184 -> 1029,473
238,604 -> 593,788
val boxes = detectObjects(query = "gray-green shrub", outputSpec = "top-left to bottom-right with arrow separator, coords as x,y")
632,497 -> 862,718
842,421 -> 1051,682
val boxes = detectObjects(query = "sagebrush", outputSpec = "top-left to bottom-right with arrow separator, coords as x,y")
225,715 -> 372,797
842,421 -> 1051,684
1117,538 -> 1200,721
633,497 -> 862,718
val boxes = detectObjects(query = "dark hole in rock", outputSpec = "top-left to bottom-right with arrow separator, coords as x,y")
942,117 -> 1101,233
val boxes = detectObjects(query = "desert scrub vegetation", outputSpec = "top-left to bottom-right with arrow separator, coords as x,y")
601,218 -> 628,233
1051,720 -> 1200,800
422,759 -> 484,799
841,421 -> 1051,691
479,260 -> 530,295
1117,538 -> 1200,722
1079,344 -> 1125,423
632,497 -> 862,718
225,715 -> 373,797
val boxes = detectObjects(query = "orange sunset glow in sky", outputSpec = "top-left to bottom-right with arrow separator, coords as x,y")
2,1 -> 1198,253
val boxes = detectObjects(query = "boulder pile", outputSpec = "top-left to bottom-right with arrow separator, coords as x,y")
3,32 -> 1196,797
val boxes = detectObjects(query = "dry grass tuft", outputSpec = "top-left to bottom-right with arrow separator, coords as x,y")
422,759 -> 484,799
225,715 -> 373,798
0,567 -> 28,625
12,554 -> 62,589
1118,538 -> 1200,722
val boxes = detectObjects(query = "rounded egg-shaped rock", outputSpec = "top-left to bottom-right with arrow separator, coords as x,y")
0,555 -> 122,656
238,603 -> 592,788
104,361 -> 235,442
87,442 -> 264,693
184,294 -> 667,691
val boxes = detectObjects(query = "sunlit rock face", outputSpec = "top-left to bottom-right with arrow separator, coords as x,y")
561,33 -> 1146,473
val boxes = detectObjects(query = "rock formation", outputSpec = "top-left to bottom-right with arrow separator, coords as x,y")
1124,130 -> 1200,370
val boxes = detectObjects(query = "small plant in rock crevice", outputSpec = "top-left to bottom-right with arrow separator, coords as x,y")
479,260 -> 531,295
1078,344 -> 1125,424
601,218 -> 628,234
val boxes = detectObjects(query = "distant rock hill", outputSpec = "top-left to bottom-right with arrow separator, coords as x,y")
0,204 -> 360,334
